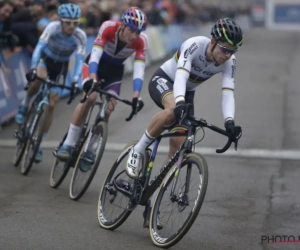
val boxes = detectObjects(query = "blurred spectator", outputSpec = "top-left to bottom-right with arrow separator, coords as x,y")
0,0 -> 250,62
12,0 -> 25,13
142,1 -> 164,26
11,0 -> 45,23
155,0 -> 173,25
78,2 -> 98,35
37,4 -> 59,33
0,1 -> 18,49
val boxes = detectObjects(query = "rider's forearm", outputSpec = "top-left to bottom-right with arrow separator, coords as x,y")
31,40 -> 46,68
73,53 -> 84,82
222,90 -> 235,121
132,60 -> 145,93
88,46 -> 103,75
173,69 -> 189,103
133,78 -> 143,93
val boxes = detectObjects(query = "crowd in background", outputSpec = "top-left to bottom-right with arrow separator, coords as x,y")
0,0 -> 251,59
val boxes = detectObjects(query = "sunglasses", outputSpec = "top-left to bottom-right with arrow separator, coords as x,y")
217,43 -> 238,55
61,18 -> 79,26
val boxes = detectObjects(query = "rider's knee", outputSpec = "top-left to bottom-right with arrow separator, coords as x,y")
163,108 -> 175,123
106,99 -> 116,115
37,66 -> 47,79
49,95 -> 59,111
28,80 -> 41,94
48,100 -> 56,111
84,91 -> 97,106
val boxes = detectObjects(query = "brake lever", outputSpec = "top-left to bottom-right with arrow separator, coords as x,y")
24,83 -> 29,91
234,140 -> 238,151
80,83 -> 94,103
125,98 -> 143,122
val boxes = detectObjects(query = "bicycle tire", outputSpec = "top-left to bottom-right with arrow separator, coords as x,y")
97,141 -> 144,230
69,121 -> 108,201
13,97 -> 40,167
49,132 -> 71,189
21,103 -> 49,175
149,153 -> 208,248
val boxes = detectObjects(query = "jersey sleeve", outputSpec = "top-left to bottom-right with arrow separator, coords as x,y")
31,21 -> 58,68
73,29 -> 87,83
221,56 -> 236,121
88,21 -> 116,74
132,33 -> 148,92
173,39 -> 199,103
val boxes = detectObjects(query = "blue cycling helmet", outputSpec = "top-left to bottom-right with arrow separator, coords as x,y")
58,3 -> 81,19
121,7 -> 147,32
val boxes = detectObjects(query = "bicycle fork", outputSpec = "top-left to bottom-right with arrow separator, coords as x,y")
168,149 -> 191,208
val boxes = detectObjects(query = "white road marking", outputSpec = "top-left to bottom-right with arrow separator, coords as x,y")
1,139 -> 300,160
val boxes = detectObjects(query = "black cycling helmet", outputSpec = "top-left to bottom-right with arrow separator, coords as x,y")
211,18 -> 243,46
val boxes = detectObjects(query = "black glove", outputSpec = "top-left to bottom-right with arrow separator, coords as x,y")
25,68 -> 37,82
83,78 -> 99,94
225,119 -> 242,141
174,101 -> 186,124
83,79 -> 93,93
71,81 -> 79,95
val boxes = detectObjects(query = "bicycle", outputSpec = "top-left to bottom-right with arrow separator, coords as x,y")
97,103 -> 242,248
13,75 -> 76,175
50,81 -> 144,201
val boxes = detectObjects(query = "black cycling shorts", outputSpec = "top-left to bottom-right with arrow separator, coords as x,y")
148,67 -> 195,129
37,53 -> 69,94
83,54 -> 124,96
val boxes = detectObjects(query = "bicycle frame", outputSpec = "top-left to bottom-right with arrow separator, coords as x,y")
75,96 -> 110,156
74,88 -> 135,156
138,112 -> 237,206
29,85 -> 51,134
139,126 -> 196,205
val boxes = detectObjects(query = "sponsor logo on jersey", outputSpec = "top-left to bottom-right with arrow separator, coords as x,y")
231,58 -> 236,78
191,63 -> 214,76
184,42 -> 198,58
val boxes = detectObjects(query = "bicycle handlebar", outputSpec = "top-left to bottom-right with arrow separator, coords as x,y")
80,81 -> 144,122
164,103 -> 241,154
24,75 -> 78,104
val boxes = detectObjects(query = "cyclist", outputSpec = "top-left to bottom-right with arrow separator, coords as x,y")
55,7 -> 148,165
15,3 -> 87,163
125,18 -> 244,225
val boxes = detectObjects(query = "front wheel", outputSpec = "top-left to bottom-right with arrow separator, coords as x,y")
50,132 -> 71,188
149,153 -> 209,248
69,121 -> 108,201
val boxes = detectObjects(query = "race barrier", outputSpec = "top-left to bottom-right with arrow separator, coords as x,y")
0,24 -> 204,126
266,0 -> 300,31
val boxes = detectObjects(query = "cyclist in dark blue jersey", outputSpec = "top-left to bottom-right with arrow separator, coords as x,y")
15,3 -> 87,163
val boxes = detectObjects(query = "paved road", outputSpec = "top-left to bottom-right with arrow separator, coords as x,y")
1,28 -> 300,250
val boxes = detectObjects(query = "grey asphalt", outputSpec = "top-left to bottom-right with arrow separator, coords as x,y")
1,28 -> 300,250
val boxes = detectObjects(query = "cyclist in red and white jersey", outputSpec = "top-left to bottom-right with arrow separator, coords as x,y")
55,7 -> 148,161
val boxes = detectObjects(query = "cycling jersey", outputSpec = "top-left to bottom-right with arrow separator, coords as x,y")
31,21 -> 87,83
88,20 -> 148,92
160,36 -> 236,120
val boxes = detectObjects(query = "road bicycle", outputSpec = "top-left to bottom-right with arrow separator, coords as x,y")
97,103 -> 242,248
13,75 -> 76,175
50,81 -> 144,201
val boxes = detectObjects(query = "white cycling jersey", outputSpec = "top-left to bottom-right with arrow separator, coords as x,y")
160,36 -> 236,121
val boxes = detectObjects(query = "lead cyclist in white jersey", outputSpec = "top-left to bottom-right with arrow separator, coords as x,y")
125,17 -> 244,179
